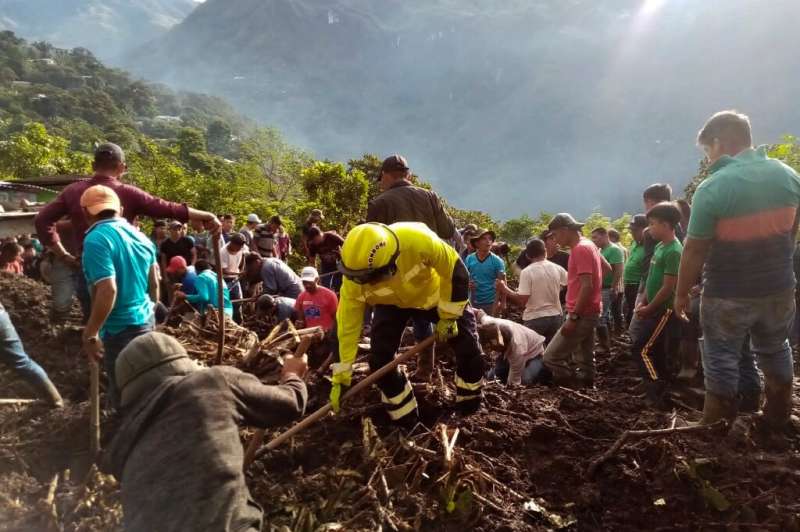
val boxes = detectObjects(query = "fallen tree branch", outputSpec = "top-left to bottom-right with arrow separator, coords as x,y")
587,420 -> 727,478
558,386 -> 601,404
0,398 -> 40,405
252,337 -> 436,462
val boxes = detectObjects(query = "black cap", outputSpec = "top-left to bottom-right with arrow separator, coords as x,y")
629,214 -> 648,229
229,233 -> 246,246
94,142 -> 125,165
380,154 -> 409,174
548,213 -> 584,231
168,220 -> 183,229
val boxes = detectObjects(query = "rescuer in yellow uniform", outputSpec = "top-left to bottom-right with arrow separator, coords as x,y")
331,222 -> 485,423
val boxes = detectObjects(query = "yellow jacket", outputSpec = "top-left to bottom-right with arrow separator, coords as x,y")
336,222 -> 468,366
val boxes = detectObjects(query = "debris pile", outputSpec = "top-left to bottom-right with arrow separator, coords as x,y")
2,273 -> 800,530
158,309 -> 258,367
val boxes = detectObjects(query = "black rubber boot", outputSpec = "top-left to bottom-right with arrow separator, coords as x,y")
596,326 -> 611,354
761,378 -> 793,431
28,376 -> 64,408
700,391 -> 737,425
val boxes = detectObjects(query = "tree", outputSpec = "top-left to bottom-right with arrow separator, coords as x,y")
0,122 -> 90,179
301,161 -> 370,233
239,127 -> 311,203
206,119 -> 233,157
446,205 -> 499,233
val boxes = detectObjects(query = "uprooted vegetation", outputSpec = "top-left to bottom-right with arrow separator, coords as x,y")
1,272 -> 800,531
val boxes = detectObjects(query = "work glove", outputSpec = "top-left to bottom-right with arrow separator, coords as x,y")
330,362 -> 353,414
435,319 -> 458,343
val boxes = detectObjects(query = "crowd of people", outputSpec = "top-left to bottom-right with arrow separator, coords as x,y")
0,109 -> 799,529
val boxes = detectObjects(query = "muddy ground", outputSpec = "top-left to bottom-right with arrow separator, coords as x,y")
1,271 -> 800,531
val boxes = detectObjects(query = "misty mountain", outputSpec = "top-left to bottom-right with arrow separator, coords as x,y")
0,0 -> 199,61
54,1 -> 800,217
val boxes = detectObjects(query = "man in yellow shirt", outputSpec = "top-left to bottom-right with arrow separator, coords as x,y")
331,222 -> 485,423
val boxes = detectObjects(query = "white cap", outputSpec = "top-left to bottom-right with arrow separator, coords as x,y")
247,213 -> 261,223
300,266 -> 319,282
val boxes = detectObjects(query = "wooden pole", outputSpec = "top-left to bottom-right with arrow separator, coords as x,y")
213,233 -> 225,365
251,336 -> 435,462
0,398 -> 40,405
89,360 -> 100,458
242,335 -> 315,469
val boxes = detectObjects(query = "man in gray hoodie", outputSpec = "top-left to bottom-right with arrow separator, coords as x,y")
105,332 -> 308,532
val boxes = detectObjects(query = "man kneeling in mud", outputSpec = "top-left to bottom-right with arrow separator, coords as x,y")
104,332 -> 307,531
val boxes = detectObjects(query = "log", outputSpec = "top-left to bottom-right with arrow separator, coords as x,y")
213,233 -> 225,365
587,420 -> 727,477
252,336 -> 436,462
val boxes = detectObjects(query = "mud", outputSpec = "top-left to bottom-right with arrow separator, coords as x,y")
1,272 -> 800,531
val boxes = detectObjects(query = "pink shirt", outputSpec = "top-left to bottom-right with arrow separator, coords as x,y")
565,238 -> 602,316
1,259 -> 23,275
294,286 -> 338,331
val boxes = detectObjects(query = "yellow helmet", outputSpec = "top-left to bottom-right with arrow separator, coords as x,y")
338,223 -> 400,284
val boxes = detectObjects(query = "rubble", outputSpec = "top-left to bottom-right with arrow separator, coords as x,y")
2,272 -> 800,530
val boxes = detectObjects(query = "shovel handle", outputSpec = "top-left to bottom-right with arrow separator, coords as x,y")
252,336 -> 435,462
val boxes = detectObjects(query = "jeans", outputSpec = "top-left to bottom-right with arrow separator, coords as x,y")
700,291 -> 795,400
623,284 -> 639,326
599,288 -> 613,327
543,315 -> 599,381
226,278 -> 243,324
49,257 -> 77,319
611,291 -> 624,330
103,322 -> 154,408
738,342 -> 763,400
489,356 -> 544,385
0,307 -> 50,388
320,263 -> 342,294
524,315 -> 563,345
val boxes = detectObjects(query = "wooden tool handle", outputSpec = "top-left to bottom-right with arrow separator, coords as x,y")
212,233 -> 225,365
89,360 -> 100,458
252,336 -> 435,461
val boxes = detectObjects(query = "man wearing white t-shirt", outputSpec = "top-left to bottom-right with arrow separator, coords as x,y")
219,233 -> 249,323
496,238 -> 567,344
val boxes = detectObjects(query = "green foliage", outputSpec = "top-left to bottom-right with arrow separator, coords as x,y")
301,161 -> 370,233
446,206 -> 498,233
498,213 -> 553,245
239,127 -> 312,204
768,135 -> 800,172
0,122 -> 90,179
0,31 -> 251,154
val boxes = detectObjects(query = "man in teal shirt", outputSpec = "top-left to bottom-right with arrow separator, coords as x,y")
465,229 -> 506,316
590,227 -> 623,353
80,185 -> 159,408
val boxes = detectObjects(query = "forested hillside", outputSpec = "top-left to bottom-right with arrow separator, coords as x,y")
125,0 -> 800,218
0,0 -> 198,61
2,31 -> 799,253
